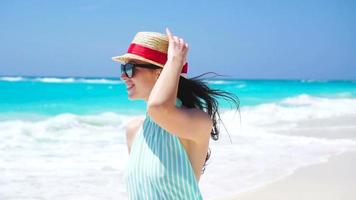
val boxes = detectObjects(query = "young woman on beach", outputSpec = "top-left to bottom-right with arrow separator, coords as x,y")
112,28 -> 239,199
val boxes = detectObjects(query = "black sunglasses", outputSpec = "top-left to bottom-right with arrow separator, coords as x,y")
121,62 -> 161,78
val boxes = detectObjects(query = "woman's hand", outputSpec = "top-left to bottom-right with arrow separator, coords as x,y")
165,27 -> 189,68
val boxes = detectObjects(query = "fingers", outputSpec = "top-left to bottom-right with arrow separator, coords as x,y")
166,27 -> 185,47
166,27 -> 173,41
166,27 -> 189,57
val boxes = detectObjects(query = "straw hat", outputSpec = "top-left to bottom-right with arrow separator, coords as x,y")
112,31 -> 188,78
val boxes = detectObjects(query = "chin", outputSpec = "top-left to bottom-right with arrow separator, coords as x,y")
127,93 -> 140,100
126,90 -> 146,100
127,94 -> 136,100
128,95 -> 147,101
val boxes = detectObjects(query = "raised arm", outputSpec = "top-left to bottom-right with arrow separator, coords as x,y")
147,28 -> 212,144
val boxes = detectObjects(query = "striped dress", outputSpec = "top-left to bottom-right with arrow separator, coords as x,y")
124,98 -> 203,199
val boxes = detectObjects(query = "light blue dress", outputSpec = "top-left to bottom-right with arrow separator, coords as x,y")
124,98 -> 203,199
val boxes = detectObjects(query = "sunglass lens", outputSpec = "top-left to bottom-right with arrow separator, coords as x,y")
121,63 -> 134,78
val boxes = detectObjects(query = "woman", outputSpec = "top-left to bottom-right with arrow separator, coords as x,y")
112,28 -> 239,199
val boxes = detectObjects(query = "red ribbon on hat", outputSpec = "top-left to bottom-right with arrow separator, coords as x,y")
127,43 -> 188,74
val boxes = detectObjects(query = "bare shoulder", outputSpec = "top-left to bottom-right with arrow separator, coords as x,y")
125,116 -> 145,153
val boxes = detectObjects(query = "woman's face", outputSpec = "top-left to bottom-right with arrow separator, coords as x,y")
120,59 -> 161,101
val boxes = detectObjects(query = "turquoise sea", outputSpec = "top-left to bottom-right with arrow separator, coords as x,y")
1,76 -> 356,116
1,76 -> 356,199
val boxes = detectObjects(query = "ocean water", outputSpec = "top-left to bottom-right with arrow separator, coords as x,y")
1,76 -> 356,199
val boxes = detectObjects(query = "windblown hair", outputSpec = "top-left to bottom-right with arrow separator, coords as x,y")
177,72 -> 240,174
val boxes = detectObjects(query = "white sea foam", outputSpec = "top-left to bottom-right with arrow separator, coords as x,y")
77,78 -> 122,84
0,76 -> 25,82
207,80 -> 232,85
35,77 -> 77,83
1,94 -> 356,199
207,80 -> 247,87
242,94 -> 356,124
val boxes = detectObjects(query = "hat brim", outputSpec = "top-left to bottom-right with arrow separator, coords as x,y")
112,53 -> 164,68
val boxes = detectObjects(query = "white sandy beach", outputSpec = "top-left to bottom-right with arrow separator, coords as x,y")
223,151 -> 356,200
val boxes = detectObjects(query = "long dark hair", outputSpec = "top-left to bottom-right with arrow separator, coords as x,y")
177,72 -> 240,174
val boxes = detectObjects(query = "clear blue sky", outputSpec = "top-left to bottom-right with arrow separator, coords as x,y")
0,0 -> 355,79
